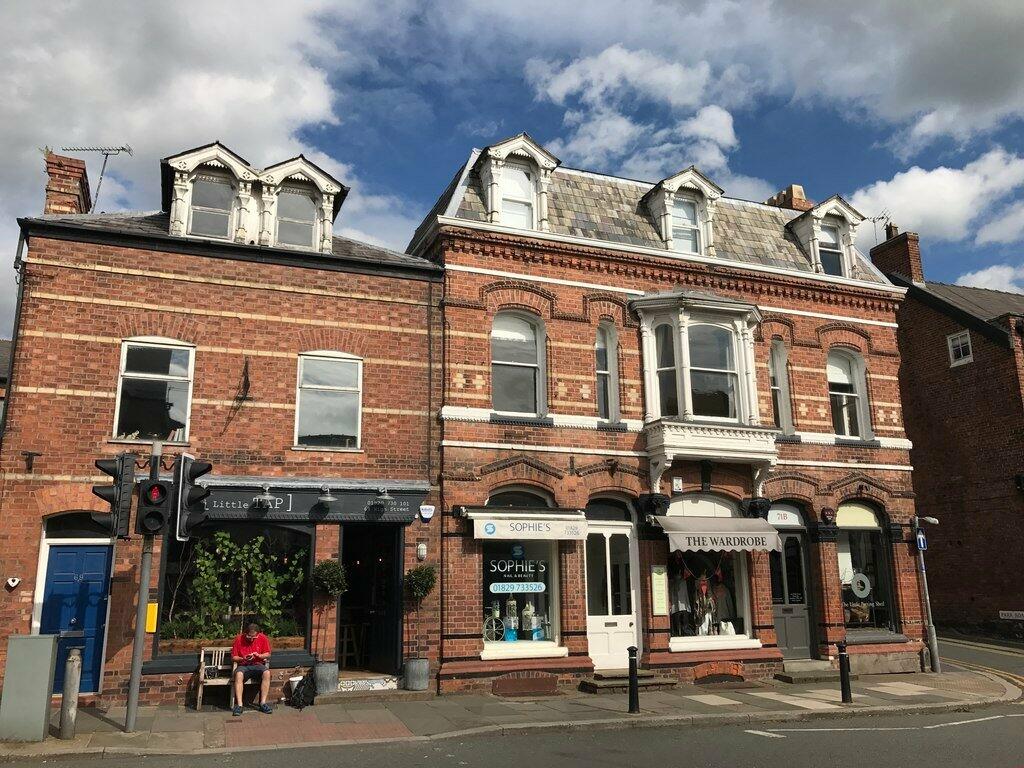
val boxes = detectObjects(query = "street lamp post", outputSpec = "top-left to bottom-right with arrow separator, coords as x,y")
914,515 -> 941,673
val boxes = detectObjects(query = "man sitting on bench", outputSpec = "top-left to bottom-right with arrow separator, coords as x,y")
231,622 -> 272,715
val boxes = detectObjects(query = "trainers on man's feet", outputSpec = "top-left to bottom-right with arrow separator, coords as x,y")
259,703 -> 272,714
232,706 -> 243,716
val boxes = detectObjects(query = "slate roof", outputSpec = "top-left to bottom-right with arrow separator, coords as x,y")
922,281 -> 1024,321
416,159 -> 884,284
20,211 -> 440,274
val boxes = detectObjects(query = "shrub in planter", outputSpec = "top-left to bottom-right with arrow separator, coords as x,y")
312,559 -> 348,598
404,564 -> 437,691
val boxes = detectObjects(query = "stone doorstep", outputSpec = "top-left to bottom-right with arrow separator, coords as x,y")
593,669 -> 660,681
578,676 -> 678,694
775,670 -> 853,684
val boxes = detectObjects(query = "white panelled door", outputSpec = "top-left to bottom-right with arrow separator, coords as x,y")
585,522 -> 640,670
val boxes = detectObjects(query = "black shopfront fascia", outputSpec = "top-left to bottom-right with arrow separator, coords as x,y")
144,477 -> 428,675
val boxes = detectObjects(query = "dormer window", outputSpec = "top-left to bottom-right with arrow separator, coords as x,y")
501,163 -> 535,229
672,196 -> 701,254
818,223 -> 844,276
189,176 -> 234,239
277,187 -> 318,248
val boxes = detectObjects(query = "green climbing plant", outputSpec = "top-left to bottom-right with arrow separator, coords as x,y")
172,531 -> 307,639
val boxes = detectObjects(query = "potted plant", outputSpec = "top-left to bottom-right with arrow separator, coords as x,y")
403,564 -> 437,691
311,558 -> 348,694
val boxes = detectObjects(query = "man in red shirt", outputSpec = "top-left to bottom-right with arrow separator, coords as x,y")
231,622 -> 272,715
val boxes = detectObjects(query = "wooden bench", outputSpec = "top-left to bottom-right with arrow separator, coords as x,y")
196,646 -> 241,710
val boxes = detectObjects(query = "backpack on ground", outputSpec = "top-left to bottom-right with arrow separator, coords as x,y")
289,668 -> 317,709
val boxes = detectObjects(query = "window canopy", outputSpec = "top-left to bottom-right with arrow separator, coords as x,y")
653,515 -> 782,552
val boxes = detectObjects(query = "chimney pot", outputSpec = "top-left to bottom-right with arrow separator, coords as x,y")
885,221 -> 900,240
44,151 -> 92,215
869,222 -> 924,283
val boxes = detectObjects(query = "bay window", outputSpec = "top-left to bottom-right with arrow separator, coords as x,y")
688,324 -> 738,419
114,338 -> 193,442
655,324 -> 679,417
491,313 -> 544,415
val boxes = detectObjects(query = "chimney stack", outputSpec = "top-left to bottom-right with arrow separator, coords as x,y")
765,184 -> 814,212
869,221 -> 924,283
44,151 -> 92,215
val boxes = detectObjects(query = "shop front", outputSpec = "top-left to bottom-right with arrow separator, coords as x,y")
146,477 -> 429,700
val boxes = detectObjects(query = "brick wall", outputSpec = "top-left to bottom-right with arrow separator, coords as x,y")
891,292 -> 1024,625
435,224 -> 922,688
0,230 -> 443,702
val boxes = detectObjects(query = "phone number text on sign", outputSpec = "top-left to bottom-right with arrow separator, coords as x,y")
490,582 -> 546,594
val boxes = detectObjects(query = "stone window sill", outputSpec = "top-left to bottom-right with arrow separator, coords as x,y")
480,641 -> 569,661
668,635 -> 762,653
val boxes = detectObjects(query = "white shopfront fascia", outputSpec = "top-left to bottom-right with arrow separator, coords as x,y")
466,507 -> 583,661
465,510 -> 589,541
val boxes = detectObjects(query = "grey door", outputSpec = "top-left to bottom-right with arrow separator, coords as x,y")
770,533 -> 812,659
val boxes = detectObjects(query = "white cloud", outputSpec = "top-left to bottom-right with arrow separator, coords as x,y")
956,264 -> 1024,294
849,148 -> 1024,242
976,200 -> 1024,244
0,0 -> 424,334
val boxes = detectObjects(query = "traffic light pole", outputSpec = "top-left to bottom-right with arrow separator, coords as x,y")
125,441 -> 161,732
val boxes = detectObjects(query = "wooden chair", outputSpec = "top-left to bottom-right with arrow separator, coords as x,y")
196,646 -> 233,710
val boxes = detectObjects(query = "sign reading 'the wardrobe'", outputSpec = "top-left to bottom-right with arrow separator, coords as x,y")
473,517 -> 588,541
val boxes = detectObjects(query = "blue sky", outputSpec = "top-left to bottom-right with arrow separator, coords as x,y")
2,1 -> 1024,332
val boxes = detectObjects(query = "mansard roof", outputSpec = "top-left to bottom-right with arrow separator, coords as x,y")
414,155 -> 885,284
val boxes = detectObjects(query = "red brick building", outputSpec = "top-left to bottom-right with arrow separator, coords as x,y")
0,145 -> 442,705
870,225 -> 1024,631
410,134 -> 926,692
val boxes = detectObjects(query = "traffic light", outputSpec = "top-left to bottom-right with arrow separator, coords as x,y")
91,453 -> 136,538
174,453 -> 212,541
136,478 -> 172,535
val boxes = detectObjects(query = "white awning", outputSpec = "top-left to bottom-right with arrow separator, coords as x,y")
463,508 -> 588,541
653,515 -> 782,552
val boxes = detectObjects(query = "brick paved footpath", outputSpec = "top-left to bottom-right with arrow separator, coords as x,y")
1,670 -> 1017,758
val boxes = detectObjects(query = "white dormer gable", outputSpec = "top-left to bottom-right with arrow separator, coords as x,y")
162,143 -> 348,254
259,156 -> 347,252
478,133 -> 560,232
643,167 -> 723,257
789,195 -> 865,277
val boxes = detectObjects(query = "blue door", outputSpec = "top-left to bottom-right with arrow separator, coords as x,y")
40,545 -> 113,693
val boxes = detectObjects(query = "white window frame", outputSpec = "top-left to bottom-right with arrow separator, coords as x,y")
275,185 -> 320,251
500,162 -> 537,230
768,340 -> 794,433
293,351 -> 363,451
187,174 -> 236,241
654,322 -> 681,419
112,337 -> 195,444
490,312 -> 546,417
671,194 -> 703,256
827,350 -> 872,440
817,222 -> 847,278
947,330 -> 973,367
595,323 -> 620,422
687,322 -> 741,423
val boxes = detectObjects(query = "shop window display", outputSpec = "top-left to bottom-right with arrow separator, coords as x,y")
482,540 -> 555,643
667,550 -> 745,638
159,523 -> 312,655
837,529 -> 894,631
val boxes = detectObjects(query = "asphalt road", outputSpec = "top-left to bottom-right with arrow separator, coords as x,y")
6,705 -> 1023,768
939,636 -> 1024,681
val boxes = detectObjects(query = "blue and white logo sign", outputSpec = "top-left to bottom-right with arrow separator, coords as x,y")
483,522 -> 497,536
511,544 -> 525,559
915,528 -> 928,551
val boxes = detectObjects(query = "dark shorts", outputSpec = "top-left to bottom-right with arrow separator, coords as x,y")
236,664 -> 268,682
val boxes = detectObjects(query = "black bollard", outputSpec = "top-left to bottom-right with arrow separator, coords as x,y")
838,642 -> 852,704
627,646 -> 640,714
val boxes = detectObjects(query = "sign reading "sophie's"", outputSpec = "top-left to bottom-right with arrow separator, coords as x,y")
473,518 -> 588,540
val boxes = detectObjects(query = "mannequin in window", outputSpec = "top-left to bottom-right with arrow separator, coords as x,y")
668,551 -> 692,636
693,573 -> 717,636
711,557 -> 736,633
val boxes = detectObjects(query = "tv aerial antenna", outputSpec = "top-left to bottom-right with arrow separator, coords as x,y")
59,144 -> 133,212
868,209 -> 891,246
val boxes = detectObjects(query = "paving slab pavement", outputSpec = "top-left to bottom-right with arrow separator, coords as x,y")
1,669 -> 1016,758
